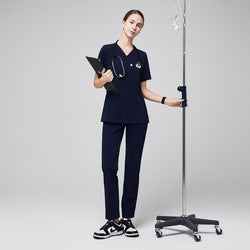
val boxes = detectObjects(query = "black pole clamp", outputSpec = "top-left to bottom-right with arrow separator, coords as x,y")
177,86 -> 187,107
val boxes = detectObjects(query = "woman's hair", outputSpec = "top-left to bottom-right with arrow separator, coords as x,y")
123,10 -> 144,26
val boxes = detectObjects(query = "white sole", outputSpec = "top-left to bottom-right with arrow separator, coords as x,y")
124,232 -> 139,237
93,230 -> 124,239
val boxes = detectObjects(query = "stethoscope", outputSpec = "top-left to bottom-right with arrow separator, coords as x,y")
112,40 -> 142,78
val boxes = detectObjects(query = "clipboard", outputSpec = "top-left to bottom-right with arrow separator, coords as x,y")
86,56 -> 119,95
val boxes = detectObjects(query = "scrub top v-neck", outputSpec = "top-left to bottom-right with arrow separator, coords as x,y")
98,43 -> 152,124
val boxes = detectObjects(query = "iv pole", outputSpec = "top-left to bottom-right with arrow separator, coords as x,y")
154,0 -> 222,241
181,0 -> 187,217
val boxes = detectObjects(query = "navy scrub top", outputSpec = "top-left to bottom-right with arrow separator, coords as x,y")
98,42 -> 152,124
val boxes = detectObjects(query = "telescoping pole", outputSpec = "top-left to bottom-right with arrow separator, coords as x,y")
177,0 -> 187,216
182,0 -> 187,217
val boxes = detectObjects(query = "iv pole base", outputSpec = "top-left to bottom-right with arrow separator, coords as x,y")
155,214 -> 222,242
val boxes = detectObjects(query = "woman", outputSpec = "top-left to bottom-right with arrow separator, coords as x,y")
93,10 -> 184,239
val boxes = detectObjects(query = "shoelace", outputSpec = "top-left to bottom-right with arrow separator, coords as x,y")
101,221 -> 121,231
100,221 -> 112,231
123,219 -> 135,229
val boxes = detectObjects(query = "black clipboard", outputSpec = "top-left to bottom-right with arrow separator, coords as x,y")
86,56 -> 119,95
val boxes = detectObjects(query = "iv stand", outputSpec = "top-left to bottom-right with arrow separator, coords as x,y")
154,0 -> 222,241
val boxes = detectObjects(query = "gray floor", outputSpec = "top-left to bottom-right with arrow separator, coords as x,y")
0,192 -> 249,250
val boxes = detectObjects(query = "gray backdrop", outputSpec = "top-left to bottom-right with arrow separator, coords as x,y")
0,0 -> 250,249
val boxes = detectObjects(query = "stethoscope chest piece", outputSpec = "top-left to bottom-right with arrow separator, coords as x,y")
136,62 -> 141,69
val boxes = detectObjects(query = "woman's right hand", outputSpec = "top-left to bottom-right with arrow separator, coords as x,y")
93,68 -> 114,89
100,68 -> 114,86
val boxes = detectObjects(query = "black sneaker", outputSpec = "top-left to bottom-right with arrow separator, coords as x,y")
93,220 -> 124,239
121,218 -> 139,237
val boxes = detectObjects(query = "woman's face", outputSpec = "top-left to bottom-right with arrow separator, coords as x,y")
122,14 -> 143,39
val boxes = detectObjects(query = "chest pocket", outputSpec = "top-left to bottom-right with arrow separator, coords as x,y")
126,60 -> 142,82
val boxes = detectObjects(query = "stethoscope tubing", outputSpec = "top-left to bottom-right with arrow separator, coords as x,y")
112,40 -> 142,78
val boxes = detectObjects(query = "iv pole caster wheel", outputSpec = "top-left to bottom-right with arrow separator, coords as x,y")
193,232 -> 201,242
215,225 -> 223,235
155,228 -> 163,238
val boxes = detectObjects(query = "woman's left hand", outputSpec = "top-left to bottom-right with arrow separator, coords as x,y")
165,98 -> 187,107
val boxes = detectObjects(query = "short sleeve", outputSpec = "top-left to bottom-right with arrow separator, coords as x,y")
98,46 -> 107,69
140,52 -> 151,82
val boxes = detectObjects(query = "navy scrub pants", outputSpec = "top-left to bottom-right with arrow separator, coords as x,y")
102,122 -> 148,220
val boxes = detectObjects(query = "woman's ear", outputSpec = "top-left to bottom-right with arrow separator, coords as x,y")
122,20 -> 125,28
